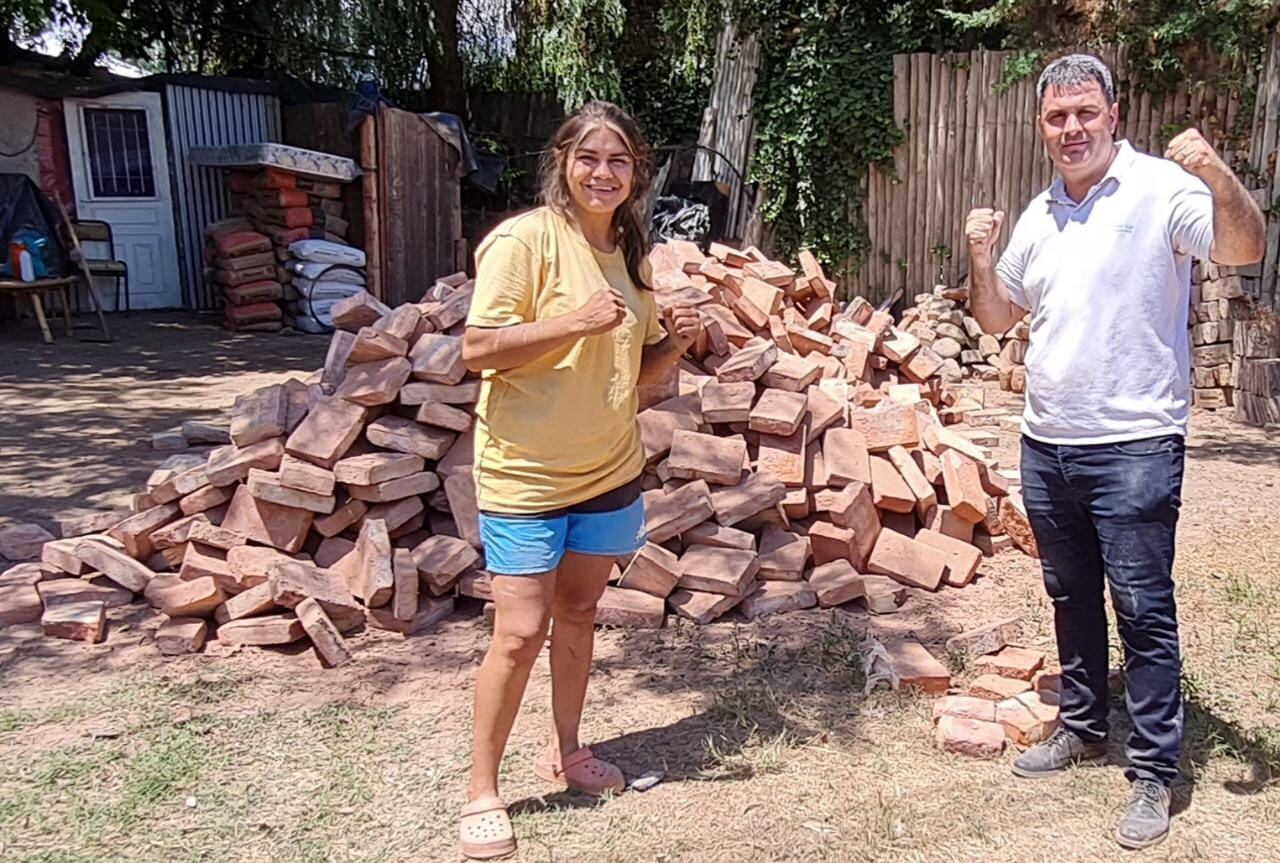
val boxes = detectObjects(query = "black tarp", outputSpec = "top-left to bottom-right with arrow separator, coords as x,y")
0,173 -> 67,278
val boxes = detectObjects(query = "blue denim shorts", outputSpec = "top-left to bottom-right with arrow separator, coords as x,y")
478,479 -> 647,576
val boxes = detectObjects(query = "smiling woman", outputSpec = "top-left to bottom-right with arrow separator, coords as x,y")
456,102 -> 701,861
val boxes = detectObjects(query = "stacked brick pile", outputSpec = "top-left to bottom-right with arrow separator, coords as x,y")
4,275 -> 481,666
896,286 -> 1029,394
1188,263 -> 1253,410
931,618 -> 1061,758
203,217 -> 282,333
2,240 -> 1043,665
592,240 -> 1038,628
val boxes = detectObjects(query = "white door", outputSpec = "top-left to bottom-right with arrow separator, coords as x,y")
64,92 -> 182,310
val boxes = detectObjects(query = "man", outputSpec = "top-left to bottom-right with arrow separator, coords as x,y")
965,54 -> 1265,850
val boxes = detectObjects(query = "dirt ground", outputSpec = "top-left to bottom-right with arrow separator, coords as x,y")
1,313 -> 1278,863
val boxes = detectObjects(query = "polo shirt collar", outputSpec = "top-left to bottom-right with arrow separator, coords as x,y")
1048,139 -> 1136,206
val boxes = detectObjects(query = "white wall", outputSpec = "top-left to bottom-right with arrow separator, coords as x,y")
0,87 -> 42,181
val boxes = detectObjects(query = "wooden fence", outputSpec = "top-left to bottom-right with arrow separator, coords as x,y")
849,38 -> 1280,311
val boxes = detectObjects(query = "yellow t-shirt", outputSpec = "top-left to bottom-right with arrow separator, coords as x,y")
467,207 -> 666,514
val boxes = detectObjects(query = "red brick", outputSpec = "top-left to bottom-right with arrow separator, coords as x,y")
932,695 -> 997,724
869,455 -> 915,514
286,398 -> 368,469
973,531 -> 1016,557
708,473 -> 786,527
225,546 -> 295,589
644,481 -> 715,542
861,574 -> 908,613
749,389 -> 808,437
751,526 -> 807,582
42,601 -> 106,642
715,338 -> 778,383
297,597 -> 353,668
883,639 -> 951,693
700,381 -> 756,424
786,325 -> 834,356
150,515 -> 208,550
878,329 -> 919,363
268,560 -> 361,619
676,545 -> 759,596
823,428 -> 871,486
935,715 -> 1006,758
941,450 -> 989,524
155,617 -> 208,654
106,503 -> 181,560
595,586 -> 666,628
73,537 -> 155,592
975,646 -> 1045,681
409,333 -> 466,384
758,425 -> 808,487
899,346 -> 945,383
218,581 -> 277,621
618,543 -> 682,597
364,496 -> 426,534
999,493 -> 1039,558
808,521 -> 860,567
969,674 -> 1032,701
867,529 -> 948,591
230,383 -> 289,447
443,474 -> 481,547
348,326 -> 409,363
367,594 -> 455,635
761,353 -> 822,393
683,522 -> 755,552
331,290 -> 391,331
335,357 -> 412,407
807,560 -> 865,607
216,613 -> 306,646
668,430 -> 747,486
457,570 -> 493,601
848,403 -> 920,452
666,588 -> 741,624
313,497 -> 369,538
399,380 -> 481,405
944,617 -> 1021,658
347,472 -> 440,503
279,454 -> 337,496
0,583 -> 43,627
247,469 -> 337,514
392,549 -> 420,621
996,692 -> 1060,745
416,401 -> 473,432
355,519 -> 394,607
914,529 -> 982,587
367,416 -> 456,461
39,578 -> 132,608
411,535 -> 480,592
374,303 -> 423,341
144,575 -> 224,617
53,508 -> 130,539
180,484 -> 234,516
924,504 -> 974,543
219,486 -> 314,553
740,580 -> 817,619
887,446 -> 936,516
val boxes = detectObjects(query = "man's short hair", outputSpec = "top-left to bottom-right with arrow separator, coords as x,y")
1037,54 -> 1115,106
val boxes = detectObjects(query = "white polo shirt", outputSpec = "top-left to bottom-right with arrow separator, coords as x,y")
996,140 -> 1215,444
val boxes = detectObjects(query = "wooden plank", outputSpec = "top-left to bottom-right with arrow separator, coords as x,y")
911,53 -> 929,289
891,52 -> 910,298
948,57 -> 966,285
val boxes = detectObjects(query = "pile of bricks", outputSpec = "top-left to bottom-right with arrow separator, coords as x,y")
1,239 -> 1044,664
896,286 -> 1029,393
1189,263 -> 1253,410
2,275 -> 482,666
931,618 -> 1061,758
596,239 -> 1037,628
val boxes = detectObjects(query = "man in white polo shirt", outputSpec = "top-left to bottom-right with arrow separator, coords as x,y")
965,54 -> 1264,850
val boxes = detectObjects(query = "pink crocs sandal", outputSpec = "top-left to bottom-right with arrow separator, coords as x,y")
533,745 -> 625,796
459,796 -> 515,860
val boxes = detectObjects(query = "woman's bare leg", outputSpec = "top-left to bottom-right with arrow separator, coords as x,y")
548,551 -> 614,756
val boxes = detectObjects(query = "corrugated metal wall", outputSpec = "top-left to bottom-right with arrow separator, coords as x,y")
164,85 -> 281,309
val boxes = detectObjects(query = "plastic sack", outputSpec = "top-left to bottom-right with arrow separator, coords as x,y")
289,239 -> 366,267
287,260 -> 365,284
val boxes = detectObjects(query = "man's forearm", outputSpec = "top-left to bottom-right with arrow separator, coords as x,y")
637,337 -> 689,387
462,315 -> 583,372
969,256 -> 1022,335
1207,171 -> 1266,266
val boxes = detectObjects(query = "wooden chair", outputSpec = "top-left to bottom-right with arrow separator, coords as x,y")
71,219 -> 130,312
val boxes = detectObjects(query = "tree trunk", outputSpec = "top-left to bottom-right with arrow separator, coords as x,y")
425,0 -> 467,118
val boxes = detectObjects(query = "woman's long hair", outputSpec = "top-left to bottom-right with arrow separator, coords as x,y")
538,101 -> 654,290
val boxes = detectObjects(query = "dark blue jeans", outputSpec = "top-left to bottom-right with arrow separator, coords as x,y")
1020,433 -> 1185,786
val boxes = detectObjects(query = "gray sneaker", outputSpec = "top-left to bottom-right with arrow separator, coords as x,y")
1115,780 -> 1171,850
1011,727 -> 1108,778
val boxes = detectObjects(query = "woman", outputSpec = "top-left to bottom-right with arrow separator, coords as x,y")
457,101 -> 700,860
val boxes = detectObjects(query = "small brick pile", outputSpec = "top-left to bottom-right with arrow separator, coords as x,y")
1231,311 -> 1280,427
896,286 -> 1029,396
1,240 -> 1044,665
203,218 -> 282,333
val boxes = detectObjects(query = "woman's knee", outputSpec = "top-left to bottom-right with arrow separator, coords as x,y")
490,613 -> 551,666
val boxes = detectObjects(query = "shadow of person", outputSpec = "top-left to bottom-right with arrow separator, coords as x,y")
1181,694 -> 1279,800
